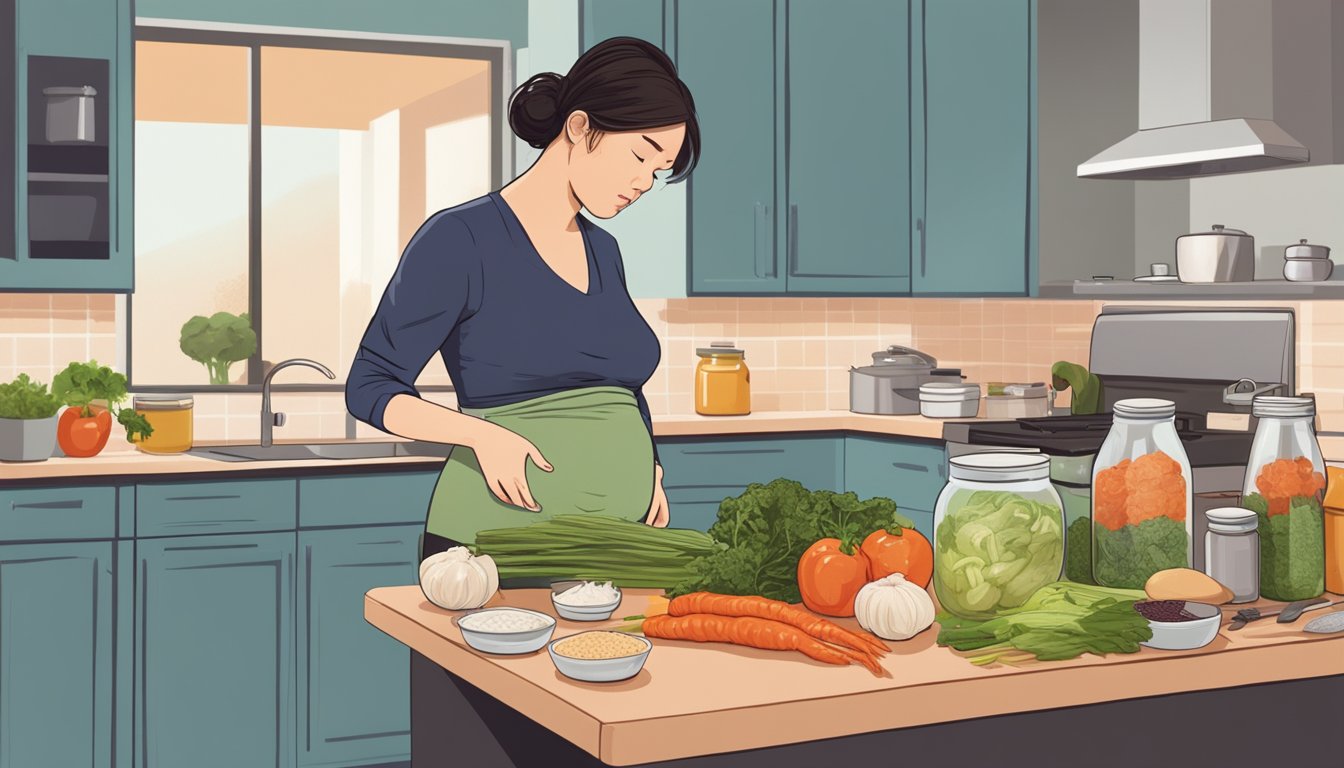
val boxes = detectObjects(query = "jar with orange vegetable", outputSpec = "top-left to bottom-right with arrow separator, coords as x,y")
1091,398 -> 1193,589
1241,396 -> 1326,601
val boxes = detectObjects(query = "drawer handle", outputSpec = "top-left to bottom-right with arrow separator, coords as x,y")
679,449 -> 787,456
162,543 -> 260,552
12,499 -> 84,510
163,494 -> 243,501
891,462 -> 930,473
333,561 -> 413,569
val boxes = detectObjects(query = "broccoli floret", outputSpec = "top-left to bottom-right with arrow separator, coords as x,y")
179,312 -> 258,385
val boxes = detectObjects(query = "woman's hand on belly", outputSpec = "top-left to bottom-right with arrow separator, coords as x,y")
468,421 -> 554,511
643,463 -> 669,528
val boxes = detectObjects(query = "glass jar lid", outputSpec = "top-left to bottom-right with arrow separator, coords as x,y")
949,452 -> 1050,482
1113,397 -> 1175,419
696,340 -> 743,357
133,394 -> 194,410
1205,506 -> 1257,533
1252,395 -> 1314,418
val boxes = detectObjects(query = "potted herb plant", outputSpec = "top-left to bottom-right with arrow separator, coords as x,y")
0,373 -> 63,462
51,360 -> 154,458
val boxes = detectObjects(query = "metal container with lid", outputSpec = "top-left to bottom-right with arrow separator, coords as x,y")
919,382 -> 980,419
1283,239 -> 1333,282
695,341 -> 750,416
1176,224 -> 1255,283
849,345 -> 962,415
1204,506 -> 1259,603
932,453 -> 1064,619
984,381 -> 1049,419
132,394 -> 194,454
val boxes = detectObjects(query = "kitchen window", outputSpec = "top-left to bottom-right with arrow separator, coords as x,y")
128,22 -> 507,391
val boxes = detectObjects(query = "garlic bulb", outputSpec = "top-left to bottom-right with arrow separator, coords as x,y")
854,573 -> 935,641
419,547 -> 499,610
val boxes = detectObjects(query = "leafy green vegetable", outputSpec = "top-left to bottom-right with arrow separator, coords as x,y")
51,360 -> 154,442
933,490 -> 1063,618
1065,517 -> 1096,585
180,312 -> 257,385
0,373 -> 61,419
1051,361 -> 1104,415
473,514 -> 721,588
668,478 -> 912,603
1093,515 -> 1187,589
936,581 -> 1151,665
1245,492 -> 1325,600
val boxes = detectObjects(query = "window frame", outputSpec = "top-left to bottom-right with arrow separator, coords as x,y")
128,18 -> 511,393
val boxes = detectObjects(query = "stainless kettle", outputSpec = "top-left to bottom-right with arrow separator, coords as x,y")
1175,224 -> 1255,283
849,345 -> 961,415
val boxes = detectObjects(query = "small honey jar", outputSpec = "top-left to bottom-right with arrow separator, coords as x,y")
132,394 -> 194,454
694,341 -> 751,416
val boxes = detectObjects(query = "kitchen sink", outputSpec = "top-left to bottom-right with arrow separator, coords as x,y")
189,441 -> 455,462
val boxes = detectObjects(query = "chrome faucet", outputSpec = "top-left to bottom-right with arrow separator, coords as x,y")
260,358 -> 336,447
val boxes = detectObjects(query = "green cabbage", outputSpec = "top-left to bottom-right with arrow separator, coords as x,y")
934,490 -> 1064,618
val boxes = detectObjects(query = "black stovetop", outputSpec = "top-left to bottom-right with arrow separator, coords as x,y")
955,412 -> 1254,466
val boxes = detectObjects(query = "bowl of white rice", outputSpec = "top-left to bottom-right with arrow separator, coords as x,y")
454,607 -> 557,655
549,581 -> 623,622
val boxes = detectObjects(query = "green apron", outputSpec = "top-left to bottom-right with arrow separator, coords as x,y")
426,386 -> 655,545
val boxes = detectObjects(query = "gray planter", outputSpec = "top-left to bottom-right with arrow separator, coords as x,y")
0,415 -> 59,462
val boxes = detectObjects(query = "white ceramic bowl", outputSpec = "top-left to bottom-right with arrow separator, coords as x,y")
454,607 -> 557,655
550,581 -> 623,622
548,632 -> 652,682
1138,601 -> 1221,650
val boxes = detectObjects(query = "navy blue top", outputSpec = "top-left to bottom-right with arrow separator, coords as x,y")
345,192 -> 663,459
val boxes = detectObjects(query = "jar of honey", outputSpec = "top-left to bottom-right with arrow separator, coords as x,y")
132,394 -> 194,454
695,342 -> 750,416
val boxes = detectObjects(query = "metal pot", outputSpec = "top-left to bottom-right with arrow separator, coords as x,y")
849,345 -> 962,415
1283,239 -> 1333,282
1176,224 -> 1255,283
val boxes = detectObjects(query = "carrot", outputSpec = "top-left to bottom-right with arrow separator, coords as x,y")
642,613 -> 885,677
669,592 -> 890,658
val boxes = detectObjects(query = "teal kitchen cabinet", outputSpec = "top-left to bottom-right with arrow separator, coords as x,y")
0,541 -> 119,768
656,435 -> 844,530
7,0 -> 134,291
843,436 -> 946,540
297,526 -> 420,768
784,0 -> 911,294
679,0 -> 782,294
136,532 -> 296,768
581,0 -> 670,54
911,0 -> 1032,295
298,471 -> 437,528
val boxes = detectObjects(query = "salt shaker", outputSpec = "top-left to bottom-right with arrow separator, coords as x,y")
1204,507 -> 1260,603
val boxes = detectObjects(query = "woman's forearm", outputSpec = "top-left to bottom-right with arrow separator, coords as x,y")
378,393 -> 493,449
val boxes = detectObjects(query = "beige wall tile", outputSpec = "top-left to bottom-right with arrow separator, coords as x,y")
778,393 -> 807,411
826,340 -> 858,367
2,310 -> 52,333
804,340 -> 827,367
16,336 -> 50,369
50,294 -> 88,311
752,393 -> 780,411
826,390 -> 849,410
52,336 -> 90,369
0,293 -> 51,310
777,340 -> 805,367
51,311 -> 87,335
805,392 -> 828,412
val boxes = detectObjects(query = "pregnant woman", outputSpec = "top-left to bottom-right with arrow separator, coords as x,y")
345,38 -> 700,563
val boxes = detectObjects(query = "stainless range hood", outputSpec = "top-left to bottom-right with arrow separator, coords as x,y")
1078,0 -> 1323,181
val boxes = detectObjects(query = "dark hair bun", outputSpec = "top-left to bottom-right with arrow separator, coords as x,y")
510,72 -> 567,149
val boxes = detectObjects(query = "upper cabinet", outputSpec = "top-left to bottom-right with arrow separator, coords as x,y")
912,0 -> 1032,295
4,0 -> 133,291
588,0 -> 1033,296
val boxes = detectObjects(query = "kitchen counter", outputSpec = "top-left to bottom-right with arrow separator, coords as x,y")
5,412 -> 1341,481
365,585 -> 1344,767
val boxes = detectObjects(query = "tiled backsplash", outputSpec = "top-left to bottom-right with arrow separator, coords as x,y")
4,293 -> 1343,446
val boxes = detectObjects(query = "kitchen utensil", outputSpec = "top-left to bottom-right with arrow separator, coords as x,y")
1175,224 -> 1255,283
695,341 -> 750,416
919,382 -> 980,418
549,581 -> 623,622
1302,611 -> 1344,634
1226,596 -> 1339,630
43,85 -> 97,143
548,632 -> 652,682
983,382 -> 1049,419
849,345 -> 960,415
1139,601 -> 1221,651
454,607 -> 557,654
1283,240 -> 1333,281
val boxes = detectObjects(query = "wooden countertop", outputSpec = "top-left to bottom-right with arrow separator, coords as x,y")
365,585 -> 1344,766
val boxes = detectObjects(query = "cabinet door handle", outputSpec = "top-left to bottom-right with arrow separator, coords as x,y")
753,202 -> 771,279
892,462 -> 931,473
788,204 -> 799,276
917,217 -> 926,277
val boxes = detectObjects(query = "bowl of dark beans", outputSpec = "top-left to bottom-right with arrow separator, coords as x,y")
1135,600 -> 1221,650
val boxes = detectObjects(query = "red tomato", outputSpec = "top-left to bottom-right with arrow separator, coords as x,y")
861,527 -> 934,588
57,406 -> 112,458
797,538 -> 870,617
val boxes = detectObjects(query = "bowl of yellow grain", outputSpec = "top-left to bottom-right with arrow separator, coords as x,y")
547,630 -> 652,683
